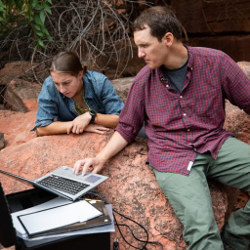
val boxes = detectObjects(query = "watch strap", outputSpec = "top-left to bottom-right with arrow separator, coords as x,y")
89,110 -> 96,124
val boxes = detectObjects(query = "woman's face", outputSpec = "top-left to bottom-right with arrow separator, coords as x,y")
51,71 -> 83,98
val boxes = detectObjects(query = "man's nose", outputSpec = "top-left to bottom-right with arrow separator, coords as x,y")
138,48 -> 145,58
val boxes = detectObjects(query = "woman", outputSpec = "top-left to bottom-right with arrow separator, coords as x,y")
35,51 -> 124,136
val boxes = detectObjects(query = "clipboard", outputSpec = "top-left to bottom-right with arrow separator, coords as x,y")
18,200 -> 103,237
31,201 -> 112,237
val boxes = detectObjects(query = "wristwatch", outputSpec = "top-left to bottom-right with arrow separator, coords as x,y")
89,110 -> 97,124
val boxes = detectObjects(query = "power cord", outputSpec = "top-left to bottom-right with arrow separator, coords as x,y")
86,190 -> 164,250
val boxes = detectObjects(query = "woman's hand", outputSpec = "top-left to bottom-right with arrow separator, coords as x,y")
67,112 -> 91,134
85,124 -> 110,134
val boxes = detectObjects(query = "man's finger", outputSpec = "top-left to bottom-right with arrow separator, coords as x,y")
73,159 -> 84,174
81,160 -> 94,176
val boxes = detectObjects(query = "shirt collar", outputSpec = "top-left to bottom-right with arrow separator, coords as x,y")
157,44 -> 193,78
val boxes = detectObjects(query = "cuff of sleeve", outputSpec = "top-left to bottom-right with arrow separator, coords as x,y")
115,125 -> 135,144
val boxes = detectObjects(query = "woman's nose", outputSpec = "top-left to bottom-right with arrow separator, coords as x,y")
58,85 -> 67,94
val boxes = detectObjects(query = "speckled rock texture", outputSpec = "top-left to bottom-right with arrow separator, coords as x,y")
1,100 -> 246,250
0,61 -> 249,249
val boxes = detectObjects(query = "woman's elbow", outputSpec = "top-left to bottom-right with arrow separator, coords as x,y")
36,127 -> 49,136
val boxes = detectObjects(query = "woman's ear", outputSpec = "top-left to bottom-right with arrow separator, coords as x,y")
162,32 -> 174,47
78,70 -> 84,78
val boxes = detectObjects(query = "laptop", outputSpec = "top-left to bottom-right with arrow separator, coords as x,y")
0,166 -> 108,201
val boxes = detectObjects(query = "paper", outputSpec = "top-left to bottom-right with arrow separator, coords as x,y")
12,196 -> 72,236
22,204 -> 115,248
18,200 -> 102,236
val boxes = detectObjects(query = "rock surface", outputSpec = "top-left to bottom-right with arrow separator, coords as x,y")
0,61 -> 249,249
0,111 -> 228,249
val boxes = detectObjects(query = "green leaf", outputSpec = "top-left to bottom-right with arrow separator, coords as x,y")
39,11 -> 45,24
34,14 -> 43,26
37,38 -> 45,48
34,23 -> 41,31
31,0 -> 39,9
47,0 -> 52,4
36,30 -> 43,37
44,4 -> 52,15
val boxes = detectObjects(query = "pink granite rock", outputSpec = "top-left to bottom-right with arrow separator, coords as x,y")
3,79 -> 41,112
0,108 -> 228,249
0,60 -> 249,249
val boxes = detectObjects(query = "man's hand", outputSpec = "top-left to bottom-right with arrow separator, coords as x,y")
67,112 -> 91,134
85,124 -> 110,134
73,157 -> 105,176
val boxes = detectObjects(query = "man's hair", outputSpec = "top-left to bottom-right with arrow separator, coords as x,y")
50,51 -> 86,76
133,6 -> 183,41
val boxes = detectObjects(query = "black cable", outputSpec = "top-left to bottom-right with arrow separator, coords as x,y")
116,223 -> 163,250
85,190 -> 163,250
113,208 -> 149,248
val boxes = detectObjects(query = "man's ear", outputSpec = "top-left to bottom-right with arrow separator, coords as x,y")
162,32 -> 174,47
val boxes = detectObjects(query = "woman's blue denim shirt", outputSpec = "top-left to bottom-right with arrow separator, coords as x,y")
35,70 -> 124,128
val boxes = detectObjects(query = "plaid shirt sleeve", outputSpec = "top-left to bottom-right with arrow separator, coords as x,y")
116,74 -> 146,143
221,54 -> 250,114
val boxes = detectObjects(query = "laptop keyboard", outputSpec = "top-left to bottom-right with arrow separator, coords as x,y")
37,175 -> 89,195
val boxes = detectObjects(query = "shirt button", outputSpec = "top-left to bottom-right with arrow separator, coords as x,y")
180,96 -> 183,99
166,85 -> 169,88
183,113 -> 186,117
187,128 -> 190,132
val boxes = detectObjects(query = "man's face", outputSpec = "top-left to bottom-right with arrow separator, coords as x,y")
134,26 -> 168,69
51,71 -> 83,98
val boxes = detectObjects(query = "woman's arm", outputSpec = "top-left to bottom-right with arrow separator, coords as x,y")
36,112 -> 115,136
94,113 -> 119,128
36,121 -> 72,136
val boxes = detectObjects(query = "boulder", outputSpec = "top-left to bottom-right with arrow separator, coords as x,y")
0,126 -> 228,249
0,61 -> 249,249
237,61 -> 250,79
3,79 -> 41,112
111,76 -> 135,103
172,0 -> 250,34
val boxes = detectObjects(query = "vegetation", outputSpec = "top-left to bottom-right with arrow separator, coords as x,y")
0,0 -> 53,48
0,0 -> 139,81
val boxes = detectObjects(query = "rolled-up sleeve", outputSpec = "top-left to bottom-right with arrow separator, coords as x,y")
116,77 -> 145,143
35,78 -> 59,128
222,55 -> 250,115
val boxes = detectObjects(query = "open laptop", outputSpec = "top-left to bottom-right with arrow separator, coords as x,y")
0,166 -> 108,201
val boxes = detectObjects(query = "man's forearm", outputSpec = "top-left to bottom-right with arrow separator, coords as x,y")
96,131 -> 128,163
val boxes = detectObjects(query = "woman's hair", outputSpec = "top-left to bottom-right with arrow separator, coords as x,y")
133,6 -> 183,41
50,51 -> 86,76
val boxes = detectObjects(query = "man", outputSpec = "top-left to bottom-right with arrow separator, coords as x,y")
74,6 -> 250,250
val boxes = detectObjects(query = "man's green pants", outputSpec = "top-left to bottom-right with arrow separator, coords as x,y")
152,138 -> 250,250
